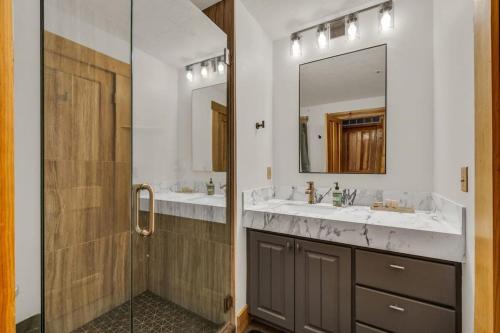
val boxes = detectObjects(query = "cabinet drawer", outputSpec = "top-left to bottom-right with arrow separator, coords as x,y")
356,286 -> 455,333
356,250 -> 456,307
356,323 -> 387,333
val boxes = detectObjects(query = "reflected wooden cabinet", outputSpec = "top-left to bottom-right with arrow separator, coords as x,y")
248,231 -> 352,333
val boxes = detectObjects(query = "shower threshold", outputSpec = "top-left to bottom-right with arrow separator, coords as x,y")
72,291 -> 222,333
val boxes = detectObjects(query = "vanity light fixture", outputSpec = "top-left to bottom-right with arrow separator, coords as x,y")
379,2 -> 394,32
217,57 -> 225,75
316,24 -> 330,49
289,0 -> 393,57
346,14 -> 359,41
200,61 -> 209,78
290,33 -> 302,57
186,66 -> 194,82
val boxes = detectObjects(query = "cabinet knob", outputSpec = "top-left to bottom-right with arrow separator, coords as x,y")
296,243 -> 301,251
286,241 -> 291,250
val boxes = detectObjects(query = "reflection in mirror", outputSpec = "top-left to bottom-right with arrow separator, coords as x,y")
192,83 -> 228,172
299,45 -> 386,174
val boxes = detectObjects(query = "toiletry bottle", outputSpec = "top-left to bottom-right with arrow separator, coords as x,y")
207,178 -> 215,195
332,182 -> 343,207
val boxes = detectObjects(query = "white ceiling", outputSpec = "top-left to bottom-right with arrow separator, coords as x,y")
44,0 -> 226,68
240,0 -> 377,40
191,0 -> 222,10
300,45 -> 386,107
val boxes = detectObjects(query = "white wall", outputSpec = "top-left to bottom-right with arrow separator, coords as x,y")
13,0 -> 41,323
273,0 -> 434,191
433,1 -> 475,332
301,96 -> 385,172
235,0 -> 274,313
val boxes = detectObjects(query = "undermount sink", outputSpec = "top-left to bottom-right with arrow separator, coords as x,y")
188,194 -> 226,207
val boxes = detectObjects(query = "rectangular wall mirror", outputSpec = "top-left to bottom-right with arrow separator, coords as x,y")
299,44 -> 387,174
192,83 -> 227,172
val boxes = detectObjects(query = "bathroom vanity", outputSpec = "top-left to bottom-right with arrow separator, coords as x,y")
244,186 -> 464,333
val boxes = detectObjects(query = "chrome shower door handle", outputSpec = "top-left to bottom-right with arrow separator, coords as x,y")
134,184 -> 155,237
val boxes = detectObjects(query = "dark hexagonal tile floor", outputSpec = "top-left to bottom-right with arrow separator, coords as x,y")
72,291 -> 221,333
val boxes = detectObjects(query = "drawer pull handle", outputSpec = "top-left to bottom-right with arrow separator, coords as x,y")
389,264 -> 405,271
389,305 -> 405,312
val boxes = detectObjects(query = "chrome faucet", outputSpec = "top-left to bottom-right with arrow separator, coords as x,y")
305,181 -> 316,204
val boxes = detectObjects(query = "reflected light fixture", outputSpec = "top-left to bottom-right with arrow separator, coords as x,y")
379,2 -> 394,31
200,62 -> 209,78
186,66 -> 194,82
346,14 -> 359,41
290,33 -> 302,57
316,24 -> 330,49
217,57 -> 225,75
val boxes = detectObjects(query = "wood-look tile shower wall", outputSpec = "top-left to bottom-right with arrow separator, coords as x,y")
43,32 -> 132,332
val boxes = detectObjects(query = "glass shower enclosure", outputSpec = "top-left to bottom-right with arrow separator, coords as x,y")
42,0 -> 231,331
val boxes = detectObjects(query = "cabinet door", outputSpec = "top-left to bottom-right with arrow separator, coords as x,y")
295,240 -> 351,333
249,231 -> 295,331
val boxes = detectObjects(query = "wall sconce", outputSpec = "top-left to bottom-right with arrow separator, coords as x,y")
316,24 -> 330,49
217,56 -> 225,75
379,2 -> 394,32
290,33 -> 302,57
186,66 -> 194,82
288,1 -> 393,58
346,14 -> 359,41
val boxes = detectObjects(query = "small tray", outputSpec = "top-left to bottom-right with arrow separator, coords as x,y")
370,204 -> 415,214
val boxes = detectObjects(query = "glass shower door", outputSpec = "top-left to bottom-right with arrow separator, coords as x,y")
131,0 -> 231,332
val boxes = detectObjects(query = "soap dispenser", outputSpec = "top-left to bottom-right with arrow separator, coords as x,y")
332,182 -> 343,207
207,178 -> 215,195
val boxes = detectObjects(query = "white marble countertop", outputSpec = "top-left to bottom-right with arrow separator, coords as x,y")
140,191 -> 226,224
242,186 -> 466,262
245,199 -> 462,236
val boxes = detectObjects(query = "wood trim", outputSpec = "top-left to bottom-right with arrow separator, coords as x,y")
0,0 -> 15,330
236,305 -> 249,333
203,0 -> 236,328
326,107 -> 386,121
43,31 -> 131,78
474,0 -> 500,332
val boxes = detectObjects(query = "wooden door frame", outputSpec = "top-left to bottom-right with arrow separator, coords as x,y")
203,0 -> 237,330
0,0 -> 16,331
474,0 -> 500,332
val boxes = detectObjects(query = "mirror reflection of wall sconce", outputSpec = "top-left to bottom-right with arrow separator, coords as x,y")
185,54 -> 226,82
256,121 -> 265,129
289,0 -> 393,57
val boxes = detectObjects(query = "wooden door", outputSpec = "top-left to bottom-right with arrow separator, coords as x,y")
342,125 -> 384,173
212,101 -> 228,172
0,0 -> 15,331
43,32 -> 131,332
295,240 -> 351,333
248,231 -> 295,331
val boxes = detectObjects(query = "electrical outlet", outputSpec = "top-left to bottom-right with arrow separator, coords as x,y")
267,167 -> 272,180
461,167 -> 468,192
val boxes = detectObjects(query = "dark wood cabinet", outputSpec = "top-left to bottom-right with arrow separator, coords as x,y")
295,240 -> 351,333
249,231 -> 295,331
248,231 -> 461,333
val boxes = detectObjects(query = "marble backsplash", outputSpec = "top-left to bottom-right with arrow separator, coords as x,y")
243,185 -> 465,231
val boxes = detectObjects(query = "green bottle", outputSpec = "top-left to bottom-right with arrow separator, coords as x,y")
207,178 -> 215,195
332,182 -> 343,207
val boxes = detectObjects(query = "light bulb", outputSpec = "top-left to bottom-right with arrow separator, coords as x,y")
379,3 -> 394,32
217,60 -> 225,75
346,14 -> 359,41
316,24 -> 329,49
290,33 -> 302,57
200,63 -> 208,78
380,11 -> 392,31
186,67 -> 193,82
